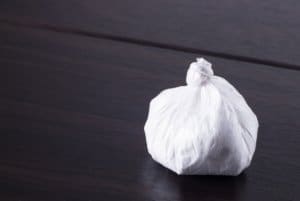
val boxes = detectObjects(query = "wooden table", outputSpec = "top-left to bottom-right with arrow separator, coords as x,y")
0,1 -> 299,200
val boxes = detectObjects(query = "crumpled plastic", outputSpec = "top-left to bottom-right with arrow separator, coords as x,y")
144,58 -> 259,175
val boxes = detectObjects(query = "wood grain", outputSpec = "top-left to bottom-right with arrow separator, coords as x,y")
0,24 -> 299,201
1,0 -> 300,68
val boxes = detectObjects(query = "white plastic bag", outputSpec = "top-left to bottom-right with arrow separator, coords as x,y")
144,58 -> 258,175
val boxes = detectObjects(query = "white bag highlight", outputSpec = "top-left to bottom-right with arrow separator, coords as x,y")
144,58 -> 258,175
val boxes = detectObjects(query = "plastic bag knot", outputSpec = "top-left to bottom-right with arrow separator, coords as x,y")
186,58 -> 214,86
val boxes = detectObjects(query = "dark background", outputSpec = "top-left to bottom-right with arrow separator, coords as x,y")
0,1 -> 299,200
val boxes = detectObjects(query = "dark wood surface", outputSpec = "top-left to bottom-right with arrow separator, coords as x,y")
0,2 -> 300,201
2,0 -> 300,68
